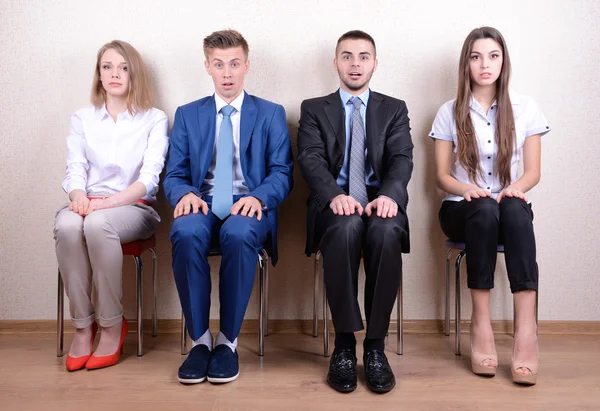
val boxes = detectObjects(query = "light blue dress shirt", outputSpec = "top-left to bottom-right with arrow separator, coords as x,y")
336,88 -> 379,191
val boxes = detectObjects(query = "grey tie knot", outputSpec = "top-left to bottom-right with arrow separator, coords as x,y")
220,105 -> 235,117
351,96 -> 362,110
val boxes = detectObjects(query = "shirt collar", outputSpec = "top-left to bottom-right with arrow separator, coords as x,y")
94,104 -> 136,121
215,91 -> 245,115
339,88 -> 370,107
469,89 -> 520,110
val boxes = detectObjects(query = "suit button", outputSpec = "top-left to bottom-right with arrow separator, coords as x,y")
338,164 -> 342,169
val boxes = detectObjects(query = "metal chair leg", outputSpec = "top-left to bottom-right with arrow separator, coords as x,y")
258,255 -> 265,357
150,248 -> 158,337
313,251 -> 320,338
444,248 -> 452,336
181,312 -> 187,355
261,250 -> 269,338
323,264 -> 329,357
396,268 -> 403,355
57,270 -> 64,357
455,251 -> 465,355
134,256 -> 143,357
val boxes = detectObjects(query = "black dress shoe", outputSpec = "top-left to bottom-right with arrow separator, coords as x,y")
364,349 -> 395,393
327,349 -> 357,393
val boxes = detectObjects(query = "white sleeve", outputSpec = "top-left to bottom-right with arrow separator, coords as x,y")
135,110 -> 169,196
61,111 -> 89,194
429,103 -> 454,141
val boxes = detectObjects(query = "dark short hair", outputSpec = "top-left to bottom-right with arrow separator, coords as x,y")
203,29 -> 249,60
336,30 -> 376,56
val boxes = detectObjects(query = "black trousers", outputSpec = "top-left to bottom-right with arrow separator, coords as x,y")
316,206 -> 407,340
439,197 -> 537,293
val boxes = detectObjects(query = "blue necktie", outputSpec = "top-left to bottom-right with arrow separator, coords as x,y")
349,97 -> 368,207
212,105 -> 236,220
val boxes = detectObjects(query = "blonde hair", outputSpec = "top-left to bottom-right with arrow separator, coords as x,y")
203,29 -> 249,60
91,40 -> 154,114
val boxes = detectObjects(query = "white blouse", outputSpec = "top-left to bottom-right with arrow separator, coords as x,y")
429,91 -> 551,202
62,104 -> 169,203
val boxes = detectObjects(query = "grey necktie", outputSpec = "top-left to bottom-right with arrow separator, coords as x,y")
349,97 -> 368,207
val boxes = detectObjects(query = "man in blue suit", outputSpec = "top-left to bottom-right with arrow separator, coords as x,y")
163,29 -> 293,385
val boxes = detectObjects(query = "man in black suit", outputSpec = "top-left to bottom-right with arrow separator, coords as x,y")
297,30 -> 413,394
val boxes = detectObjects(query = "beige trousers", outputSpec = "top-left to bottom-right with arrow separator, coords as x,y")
54,203 -> 160,328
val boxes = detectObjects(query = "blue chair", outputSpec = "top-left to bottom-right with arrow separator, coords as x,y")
180,247 -> 270,357
444,240 -> 538,356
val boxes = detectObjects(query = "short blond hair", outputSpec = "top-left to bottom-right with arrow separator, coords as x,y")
203,29 -> 249,60
91,40 -> 153,114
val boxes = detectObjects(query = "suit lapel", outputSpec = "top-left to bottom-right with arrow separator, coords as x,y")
240,93 -> 257,155
323,91 -> 345,152
366,92 -> 387,181
199,97 -> 217,173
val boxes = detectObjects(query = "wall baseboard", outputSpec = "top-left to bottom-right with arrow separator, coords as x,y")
1,319 -> 598,335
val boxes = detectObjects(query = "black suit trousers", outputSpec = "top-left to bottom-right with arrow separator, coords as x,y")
316,207 -> 407,339
439,197 -> 537,293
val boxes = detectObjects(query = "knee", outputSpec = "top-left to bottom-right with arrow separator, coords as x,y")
326,214 -> 364,242
469,198 -> 500,231
170,215 -> 211,245
54,212 -> 83,240
220,217 -> 260,249
82,211 -> 115,239
367,215 -> 406,245
499,197 -> 531,224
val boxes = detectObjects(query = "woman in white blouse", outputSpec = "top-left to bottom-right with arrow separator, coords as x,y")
430,27 -> 550,385
54,40 -> 169,371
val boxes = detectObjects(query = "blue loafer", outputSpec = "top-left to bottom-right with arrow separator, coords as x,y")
207,345 -> 239,383
178,344 -> 211,384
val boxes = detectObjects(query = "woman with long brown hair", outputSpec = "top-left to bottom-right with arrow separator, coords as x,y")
430,27 -> 550,385
54,40 -> 168,371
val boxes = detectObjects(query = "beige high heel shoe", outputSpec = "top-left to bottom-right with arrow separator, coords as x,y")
511,340 -> 539,385
470,326 -> 498,376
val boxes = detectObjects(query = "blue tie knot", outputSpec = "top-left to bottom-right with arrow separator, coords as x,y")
351,96 -> 362,109
220,105 -> 235,117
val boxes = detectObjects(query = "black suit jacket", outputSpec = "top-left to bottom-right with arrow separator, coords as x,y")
297,90 -> 413,256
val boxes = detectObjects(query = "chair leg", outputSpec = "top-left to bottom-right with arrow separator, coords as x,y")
444,248 -> 452,336
57,270 -> 64,357
150,248 -> 158,337
313,251 -> 320,338
258,256 -> 265,357
181,312 -> 187,355
323,264 -> 329,358
455,251 -> 465,356
396,268 -> 403,355
262,250 -> 269,338
134,256 -> 143,357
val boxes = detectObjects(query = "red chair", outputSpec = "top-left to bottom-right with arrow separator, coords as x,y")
57,235 -> 158,358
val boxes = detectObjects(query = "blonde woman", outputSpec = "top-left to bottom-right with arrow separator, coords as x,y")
54,40 -> 168,371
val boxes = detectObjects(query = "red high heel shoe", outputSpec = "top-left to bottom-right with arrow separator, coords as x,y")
85,317 -> 128,370
65,322 -> 98,372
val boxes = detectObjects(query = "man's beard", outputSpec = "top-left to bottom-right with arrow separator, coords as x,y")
338,69 -> 374,91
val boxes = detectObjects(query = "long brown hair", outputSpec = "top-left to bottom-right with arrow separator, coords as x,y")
91,40 -> 154,114
455,27 -> 515,188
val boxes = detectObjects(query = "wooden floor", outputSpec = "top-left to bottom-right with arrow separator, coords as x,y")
0,332 -> 598,411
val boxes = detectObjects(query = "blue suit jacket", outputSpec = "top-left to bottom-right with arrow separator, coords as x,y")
163,93 -> 294,264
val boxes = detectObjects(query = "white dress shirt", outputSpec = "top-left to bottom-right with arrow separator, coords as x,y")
61,104 -> 169,203
202,91 -> 249,196
429,91 -> 551,202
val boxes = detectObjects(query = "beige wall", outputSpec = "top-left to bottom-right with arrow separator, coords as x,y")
1,0 -> 599,323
